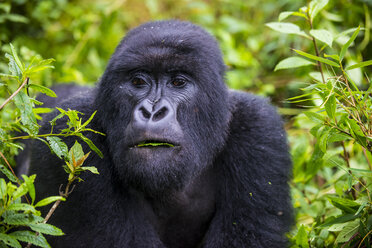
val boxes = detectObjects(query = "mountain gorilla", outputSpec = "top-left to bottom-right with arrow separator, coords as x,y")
27,20 -> 292,247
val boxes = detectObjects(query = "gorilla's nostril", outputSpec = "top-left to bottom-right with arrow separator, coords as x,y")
153,107 -> 168,121
140,107 -> 151,119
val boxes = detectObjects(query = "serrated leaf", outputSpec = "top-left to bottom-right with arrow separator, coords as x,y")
296,225 -> 309,248
35,196 -> 65,208
14,91 -> 39,136
8,231 -> 50,248
0,233 -> 21,248
294,49 -> 340,67
28,223 -> 64,236
46,137 -> 68,159
340,26 -> 360,60
346,60 -> 372,70
5,53 -> 22,79
0,73 -> 18,78
28,84 -> 57,97
7,203 -> 36,213
274,56 -> 314,71
310,29 -> 334,47
3,213 -> 33,225
335,219 -> 360,243
0,164 -> 18,183
266,22 -> 310,38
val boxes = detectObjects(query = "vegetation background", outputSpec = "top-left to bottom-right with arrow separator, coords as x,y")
0,0 -> 371,247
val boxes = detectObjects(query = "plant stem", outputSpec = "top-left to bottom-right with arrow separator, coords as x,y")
0,77 -> 29,111
25,179 -> 76,248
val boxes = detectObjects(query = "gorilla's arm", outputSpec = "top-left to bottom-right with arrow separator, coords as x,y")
203,91 -> 292,248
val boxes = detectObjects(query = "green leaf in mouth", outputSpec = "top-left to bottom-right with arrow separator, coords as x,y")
136,142 -> 175,148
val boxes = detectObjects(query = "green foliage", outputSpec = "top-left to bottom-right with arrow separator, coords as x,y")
269,0 -> 371,247
0,44 -> 103,246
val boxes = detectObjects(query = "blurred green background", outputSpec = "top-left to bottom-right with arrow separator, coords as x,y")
1,0 -> 371,246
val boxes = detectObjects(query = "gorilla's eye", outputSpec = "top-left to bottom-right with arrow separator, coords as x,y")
171,79 -> 186,87
132,78 -> 146,87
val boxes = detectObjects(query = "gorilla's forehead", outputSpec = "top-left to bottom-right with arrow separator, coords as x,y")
109,20 -> 224,76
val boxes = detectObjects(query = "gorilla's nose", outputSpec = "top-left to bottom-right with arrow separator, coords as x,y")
134,99 -> 174,127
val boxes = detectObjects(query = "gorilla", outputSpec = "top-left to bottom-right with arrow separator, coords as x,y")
27,20 -> 292,248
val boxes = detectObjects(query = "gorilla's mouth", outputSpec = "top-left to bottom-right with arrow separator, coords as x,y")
136,141 -> 175,148
130,140 -> 178,148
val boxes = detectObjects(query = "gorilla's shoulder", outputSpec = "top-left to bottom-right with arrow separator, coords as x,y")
228,89 -> 284,131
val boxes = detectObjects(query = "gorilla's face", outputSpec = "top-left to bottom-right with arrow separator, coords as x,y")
96,21 -> 231,195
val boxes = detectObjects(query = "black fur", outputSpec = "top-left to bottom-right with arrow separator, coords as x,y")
27,20 -> 292,248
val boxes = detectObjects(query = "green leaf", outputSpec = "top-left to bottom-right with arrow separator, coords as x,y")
318,214 -> 360,228
8,231 -> 50,248
0,164 -> 18,183
7,203 -> 37,213
81,111 -> 97,129
26,58 -> 55,74
303,111 -> 325,123
278,11 -> 294,21
335,219 -> 360,243
5,53 -> 22,79
318,127 -> 331,153
265,22 -> 310,38
346,60 -> 372,70
274,56 -> 314,71
3,213 -> 34,225
324,53 -> 340,61
0,73 -> 18,79
324,95 -> 336,120
14,91 -> 39,136
12,182 -> 29,200
80,166 -> 99,174
340,26 -> 360,61
9,43 -> 24,72
309,0 -> 329,21
0,233 -> 21,248
21,174 -> 36,204
46,137 -> 68,159
0,178 -> 6,199
310,29 -> 334,47
78,134 -> 103,158
328,196 -> 360,213
295,225 -> 309,248
28,84 -> 57,97
293,49 -> 340,67
69,141 -> 84,163
327,133 -> 351,143
28,223 -> 64,236
35,196 -> 65,208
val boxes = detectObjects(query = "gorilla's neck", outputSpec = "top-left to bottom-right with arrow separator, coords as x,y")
134,166 -> 218,247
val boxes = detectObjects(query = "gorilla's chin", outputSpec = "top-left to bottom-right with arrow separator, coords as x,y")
114,146 -> 202,197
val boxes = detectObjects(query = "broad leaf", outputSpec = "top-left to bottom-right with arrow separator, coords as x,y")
35,196 -> 65,208
28,84 -> 57,97
28,223 -> 64,236
9,231 -> 51,248
310,29 -> 333,47
274,56 -> 314,71
0,233 -> 21,248
46,136 -> 68,159
266,22 -> 310,38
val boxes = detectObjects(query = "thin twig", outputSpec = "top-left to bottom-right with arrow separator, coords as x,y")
25,180 -> 76,248
0,77 -> 29,111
